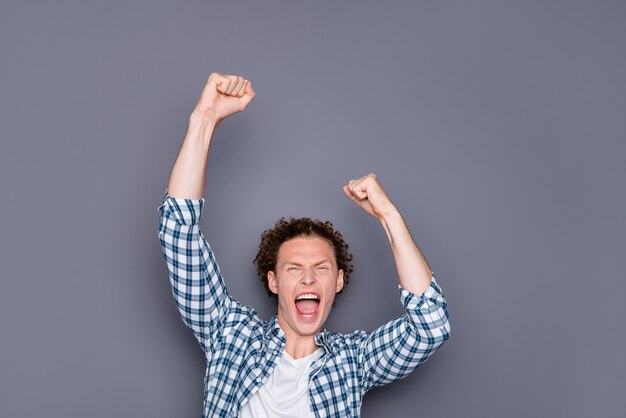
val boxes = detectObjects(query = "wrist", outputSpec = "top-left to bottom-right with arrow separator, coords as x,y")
190,109 -> 221,127
187,110 -> 219,144
378,205 -> 402,224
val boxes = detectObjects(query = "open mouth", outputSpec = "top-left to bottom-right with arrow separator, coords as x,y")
294,293 -> 320,320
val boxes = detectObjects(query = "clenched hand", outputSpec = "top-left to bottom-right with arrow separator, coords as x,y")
343,173 -> 397,221
194,72 -> 256,122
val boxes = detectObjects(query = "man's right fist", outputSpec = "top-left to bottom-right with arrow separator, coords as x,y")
193,72 -> 255,122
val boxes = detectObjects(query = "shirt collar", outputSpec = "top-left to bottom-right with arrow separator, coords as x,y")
267,315 -> 285,341
314,330 -> 334,354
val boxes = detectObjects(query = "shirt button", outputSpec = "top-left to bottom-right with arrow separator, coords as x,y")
255,376 -> 262,383
273,350 -> 279,356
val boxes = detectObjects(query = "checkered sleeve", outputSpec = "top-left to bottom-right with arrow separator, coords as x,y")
157,190 -> 232,352
359,273 -> 450,393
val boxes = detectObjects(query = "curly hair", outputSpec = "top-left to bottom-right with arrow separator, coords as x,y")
253,217 -> 354,300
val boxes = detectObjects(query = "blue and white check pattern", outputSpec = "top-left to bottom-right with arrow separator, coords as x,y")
157,192 -> 450,418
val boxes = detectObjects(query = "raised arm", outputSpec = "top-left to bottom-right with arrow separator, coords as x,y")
168,72 -> 255,199
158,72 -> 255,351
343,173 -> 450,391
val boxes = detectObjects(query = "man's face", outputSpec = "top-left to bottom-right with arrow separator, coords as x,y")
268,235 -> 344,339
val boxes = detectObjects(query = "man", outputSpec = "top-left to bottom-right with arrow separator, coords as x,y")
157,72 -> 450,417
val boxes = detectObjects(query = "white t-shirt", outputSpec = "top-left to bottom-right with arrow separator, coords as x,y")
239,347 -> 323,418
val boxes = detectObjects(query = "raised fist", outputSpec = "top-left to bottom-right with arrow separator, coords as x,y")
194,72 -> 255,122
343,173 -> 397,220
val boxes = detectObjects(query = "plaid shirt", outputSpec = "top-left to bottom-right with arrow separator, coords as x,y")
157,192 -> 450,418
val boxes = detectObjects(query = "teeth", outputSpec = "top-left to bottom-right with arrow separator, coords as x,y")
296,293 -> 319,301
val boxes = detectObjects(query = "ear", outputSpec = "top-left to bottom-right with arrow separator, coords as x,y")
336,269 -> 344,293
268,271 -> 278,295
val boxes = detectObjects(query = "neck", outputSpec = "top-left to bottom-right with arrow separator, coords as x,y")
284,336 -> 319,359
276,316 -> 322,359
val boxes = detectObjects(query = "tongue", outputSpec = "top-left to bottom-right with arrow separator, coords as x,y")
295,300 -> 319,315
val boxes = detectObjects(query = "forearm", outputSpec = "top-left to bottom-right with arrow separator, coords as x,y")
167,111 -> 219,199
379,207 -> 433,295
167,72 -> 254,198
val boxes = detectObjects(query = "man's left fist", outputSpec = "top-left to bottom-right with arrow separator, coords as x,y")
343,173 -> 396,220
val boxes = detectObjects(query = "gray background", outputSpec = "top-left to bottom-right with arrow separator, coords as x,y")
1,1 -> 625,417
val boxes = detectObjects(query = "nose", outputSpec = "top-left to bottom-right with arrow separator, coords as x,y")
300,267 -> 317,285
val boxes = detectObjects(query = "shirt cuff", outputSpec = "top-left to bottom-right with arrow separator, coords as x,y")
398,273 -> 443,309
157,190 -> 205,225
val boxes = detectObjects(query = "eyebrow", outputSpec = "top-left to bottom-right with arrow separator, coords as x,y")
284,260 -> 332,267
